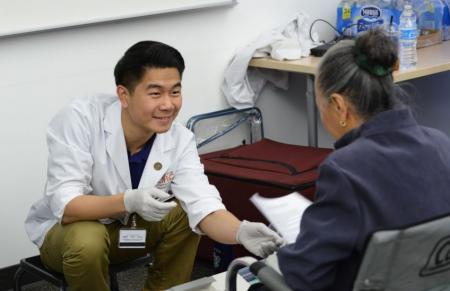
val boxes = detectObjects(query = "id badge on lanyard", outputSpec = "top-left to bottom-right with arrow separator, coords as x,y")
119,214 -> 146,249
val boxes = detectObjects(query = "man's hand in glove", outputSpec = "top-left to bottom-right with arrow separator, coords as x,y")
123,187 -> 176,221
236,220 -> 286,258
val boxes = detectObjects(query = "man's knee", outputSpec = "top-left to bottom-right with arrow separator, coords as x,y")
63,221 -> 110,266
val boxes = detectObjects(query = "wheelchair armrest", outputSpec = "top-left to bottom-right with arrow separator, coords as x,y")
249,261 -> 293,291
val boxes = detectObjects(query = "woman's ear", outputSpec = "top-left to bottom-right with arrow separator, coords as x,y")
329,93 -> 349,122
116,85 -> 130,108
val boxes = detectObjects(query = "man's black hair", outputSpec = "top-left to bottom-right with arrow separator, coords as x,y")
114,41 -> 185,92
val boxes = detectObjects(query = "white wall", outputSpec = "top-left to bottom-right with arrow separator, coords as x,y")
0,0 -> 340,268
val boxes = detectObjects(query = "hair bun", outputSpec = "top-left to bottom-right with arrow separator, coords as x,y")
354,29 -> 398,72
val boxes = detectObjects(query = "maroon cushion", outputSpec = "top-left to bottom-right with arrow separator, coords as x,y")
201,138 -> 332,188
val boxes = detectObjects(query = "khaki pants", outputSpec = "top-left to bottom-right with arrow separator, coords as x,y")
40,203 -> 200,291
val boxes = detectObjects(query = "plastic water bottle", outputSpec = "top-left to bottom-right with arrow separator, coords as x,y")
392,0 -> 405,24
250,115 -> 263,143
441,0 -> 450,40
337,0 -> 355,37
398,4 -> 418,70
387,15 -> 399,46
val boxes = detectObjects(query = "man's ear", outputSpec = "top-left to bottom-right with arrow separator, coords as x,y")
329,93 -> 349,121
116,85 -> 130,108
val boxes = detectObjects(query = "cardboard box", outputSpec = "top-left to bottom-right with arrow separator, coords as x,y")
417,29 -> 443,48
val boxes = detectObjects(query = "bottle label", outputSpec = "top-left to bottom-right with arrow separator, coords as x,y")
337,3 -> 354,35
356,5 -> 386,33
360,5 -> 381,19
400,28 -> 417,40
426,2 -> 435,13
343,3 -> 351,20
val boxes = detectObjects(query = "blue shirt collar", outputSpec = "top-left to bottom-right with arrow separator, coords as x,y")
128,134 -> 156,162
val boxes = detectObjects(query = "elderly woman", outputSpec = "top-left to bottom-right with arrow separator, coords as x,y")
277,29 -> 450,290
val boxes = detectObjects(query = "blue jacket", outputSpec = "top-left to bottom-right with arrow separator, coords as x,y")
277,108 -> 450,291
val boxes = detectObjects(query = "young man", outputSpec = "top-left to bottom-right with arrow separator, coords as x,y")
25,41 -> 283,291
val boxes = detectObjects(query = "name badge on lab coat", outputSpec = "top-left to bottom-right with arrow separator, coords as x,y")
119,229 -> 146,248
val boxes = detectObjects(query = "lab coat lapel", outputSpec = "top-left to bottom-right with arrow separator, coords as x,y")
104,101 -> 132,189
139,131 -> 175,188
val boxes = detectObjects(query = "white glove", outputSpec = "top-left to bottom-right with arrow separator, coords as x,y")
236,220 -> 285,258
123,187 -> 177,222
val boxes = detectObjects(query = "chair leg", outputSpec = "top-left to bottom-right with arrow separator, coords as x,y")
110,272 -> 119,291
13,267 -> 24,291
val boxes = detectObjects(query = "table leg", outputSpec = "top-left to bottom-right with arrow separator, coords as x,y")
306,75 -> 318,147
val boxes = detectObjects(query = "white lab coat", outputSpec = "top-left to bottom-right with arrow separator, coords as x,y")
25,94 -> 225,247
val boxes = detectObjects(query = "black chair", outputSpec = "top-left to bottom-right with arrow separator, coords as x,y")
352,214 -> 450,291
14,253 -> 153,291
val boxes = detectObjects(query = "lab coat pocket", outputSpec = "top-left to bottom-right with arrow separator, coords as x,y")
155,171 -> 175,192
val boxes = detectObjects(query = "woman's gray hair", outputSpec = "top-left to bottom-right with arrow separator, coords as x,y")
316,29 -> 404,120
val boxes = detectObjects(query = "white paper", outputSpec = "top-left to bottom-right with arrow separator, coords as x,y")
250,192 -> 312,244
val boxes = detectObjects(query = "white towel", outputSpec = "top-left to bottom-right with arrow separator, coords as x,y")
222,13 -> 312,109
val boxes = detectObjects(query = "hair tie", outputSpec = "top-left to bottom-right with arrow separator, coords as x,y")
353,47 -> 392,77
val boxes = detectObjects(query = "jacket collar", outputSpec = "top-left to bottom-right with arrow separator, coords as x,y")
103,100 -> 176,188
334,107 -> 417,149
